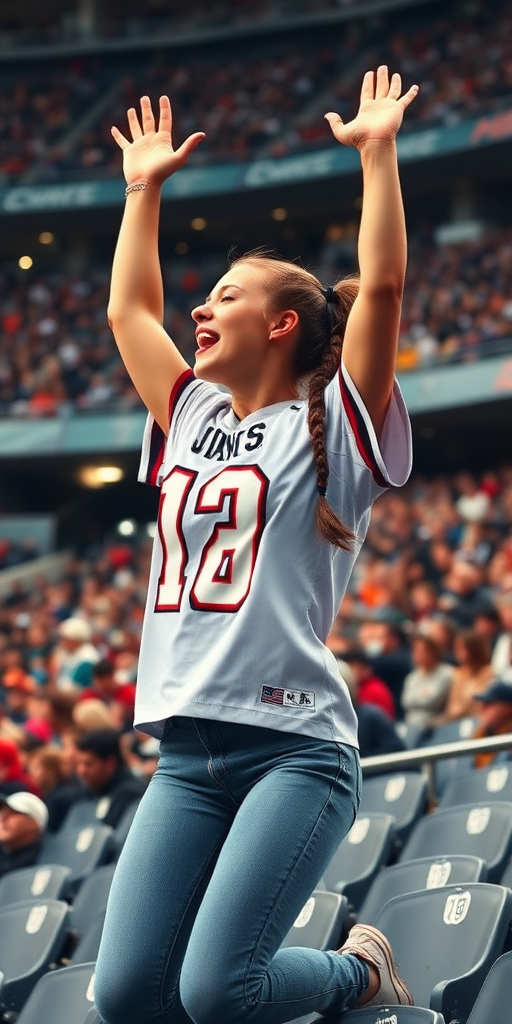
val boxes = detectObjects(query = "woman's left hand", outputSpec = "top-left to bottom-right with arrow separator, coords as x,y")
325,65 -> 419,151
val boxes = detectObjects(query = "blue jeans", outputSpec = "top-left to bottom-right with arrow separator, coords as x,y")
94,717 -> 368,1024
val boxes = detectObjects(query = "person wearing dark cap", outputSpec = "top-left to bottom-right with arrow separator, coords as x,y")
0,791 -> 48,877
472,681 -> 512,769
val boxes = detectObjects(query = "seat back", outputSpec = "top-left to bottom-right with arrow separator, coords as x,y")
72,910 -> 106,965
0,899 -> 71,1012
281,891 -> 347,952
0,864 -> 72,910
358,853 -> 488,925
500,859 -> 512,887
16,962 -> 97,1024
37,824 -> 114,891
71,862 -> 117,937
328,1008 -> 445,1023
321,813 -> 397,910
438,763 -> 512,810
399,801 -> 512,882
358,772 -> 428,844
59,799 -> 102,832
421,718 -> 476,795
373,883 -> 512,1023
466,950 -> 512,1024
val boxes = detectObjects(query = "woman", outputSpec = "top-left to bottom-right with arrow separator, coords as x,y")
401,633 -> 453,731
95,67 -> 417,1024
438,629 -> 494,724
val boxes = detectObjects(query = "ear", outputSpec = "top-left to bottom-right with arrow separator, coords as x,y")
268,309 -> 299,344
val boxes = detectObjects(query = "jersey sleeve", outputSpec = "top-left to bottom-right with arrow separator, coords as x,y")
324,359 -> 412,509
138,369 -> 221,486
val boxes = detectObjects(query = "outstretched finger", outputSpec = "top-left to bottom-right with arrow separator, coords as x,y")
400,83 -> 420,109
158,95 -> 173,136
360,70 -> 376,103
140,95 -> 155,134
127,107 -> 143,141
375,65 -> 390,99
388,72 -> 402,100
111,125 -> 130,151
324,112 -> 347,144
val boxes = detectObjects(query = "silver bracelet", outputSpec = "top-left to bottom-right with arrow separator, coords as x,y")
125,180 -> 152,197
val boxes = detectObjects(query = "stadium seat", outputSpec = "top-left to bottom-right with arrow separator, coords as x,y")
357,853 -> 488,925
372,883 -> 512,1022
326,1008 -> 445,1023
437,762 -> 512,810
59,799 -> 106,832
70,862 -> 116,938
466,950 -> 512,1024
281,891 -> 348,952
321,814 -> 397,911
399,801 -> 512,882
0,899 -> 71,1013
112,799 -> 140,854
37,824 -> 115,893
358,772 -> 428,844
15,961 -> 96,1024
500,859 -> 512,888
421,719 -> 476,795
0,864 -> 72,910
71,910 -> 106,965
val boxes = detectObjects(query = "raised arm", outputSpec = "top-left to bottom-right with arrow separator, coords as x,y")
108,96 -> 204,433
325,66 -> 418,436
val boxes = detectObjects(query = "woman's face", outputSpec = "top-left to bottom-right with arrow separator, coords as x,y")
191,263 -> 286,392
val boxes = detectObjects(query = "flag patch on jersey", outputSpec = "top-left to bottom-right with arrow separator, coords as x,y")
261,686 -> 315,710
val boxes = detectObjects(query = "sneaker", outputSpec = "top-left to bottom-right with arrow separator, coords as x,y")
338,923 -> 413,1007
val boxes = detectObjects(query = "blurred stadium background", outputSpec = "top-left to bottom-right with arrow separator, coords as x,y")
2,3 -> 512,1019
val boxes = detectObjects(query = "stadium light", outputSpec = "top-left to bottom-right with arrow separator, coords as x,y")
79,465 -> 124,488
117,519 -> 137,536
18,256 -> 33,270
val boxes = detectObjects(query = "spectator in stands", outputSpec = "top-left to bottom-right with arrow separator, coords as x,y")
49,617 -> 99,690
0,792 -> 49,877
437,561 -> 491,629
0,668 -> 37,725
341,648 -> 396,720
28,745 -> 82,833
73,728 -> 146,828
436,630 -> 494,724
0,737 -> 43,797
490,591 -> 512,680
360,620 -> 412,711
472,680 -> 512,768
72,697 -> 116,733
401,634 -> 453,731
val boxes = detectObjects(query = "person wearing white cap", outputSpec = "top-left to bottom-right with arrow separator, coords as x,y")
0,792 -> 49,878
50,617 -> 99,691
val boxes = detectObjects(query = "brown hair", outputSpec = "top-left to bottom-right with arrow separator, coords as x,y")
456,629 -> 491,672
231,252 -> 359,549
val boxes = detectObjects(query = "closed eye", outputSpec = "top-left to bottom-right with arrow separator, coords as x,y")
220,295 -> 235,302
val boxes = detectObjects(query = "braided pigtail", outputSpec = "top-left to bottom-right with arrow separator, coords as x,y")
230,251 -> 360,549
307,279 -> 359,550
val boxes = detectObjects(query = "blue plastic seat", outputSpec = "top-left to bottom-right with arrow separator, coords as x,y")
15,961 -> 97,1024
466,949 -> 512,1024
372,882 -> 512,1022
281,891 -> 348,952
71,862 -> 116,938
37,824 -> 114,893
330,1008 -> 445,1023
421,719 -> 476,795
321,814 -> 397,911
0,899 -> 71,1013
399,801 -> 512,882
71,910 -> 106,965
358,853 -> 487,925
0,863 -> 72,910
358,772 -> 428,844
438,762 -> 512,810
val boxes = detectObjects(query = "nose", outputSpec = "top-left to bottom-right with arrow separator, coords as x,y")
191,302 -> 212,323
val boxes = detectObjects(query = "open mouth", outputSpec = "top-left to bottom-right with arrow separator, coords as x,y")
195,330 -> 220,351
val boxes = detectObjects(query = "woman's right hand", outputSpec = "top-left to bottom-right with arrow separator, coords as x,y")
111,94 -> 205,187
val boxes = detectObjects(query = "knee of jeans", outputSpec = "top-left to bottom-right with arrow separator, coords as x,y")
94,966 -> 151,1024
180,965 -> 242,1024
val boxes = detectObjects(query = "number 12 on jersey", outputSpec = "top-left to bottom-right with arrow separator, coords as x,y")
155,465 -> 269,613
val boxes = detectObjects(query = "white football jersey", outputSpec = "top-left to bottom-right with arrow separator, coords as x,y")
136,360 -> 412,743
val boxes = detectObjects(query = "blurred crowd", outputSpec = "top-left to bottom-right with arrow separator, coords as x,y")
1,0 -> 511,184
1,223 -> 512,416
2,465 -> 512,832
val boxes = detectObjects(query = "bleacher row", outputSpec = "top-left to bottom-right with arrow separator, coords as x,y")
1,740 -> 511,1024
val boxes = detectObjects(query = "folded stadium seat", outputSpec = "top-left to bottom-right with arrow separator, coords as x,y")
358,773 -> 428,845
37,824 -> 115,894
70,863 -> 116,939
437,762 -> 512,810
500,859 -> 512,888
421,719 -> 477,796
111,799 -> 140,856
14,961 -> 96,1024
321,814 -> 397,911
357,854 -> 488,926
398,801 -> 512,883
0,899 -> 71,1014
71,910 -> 106,966
371,883 -> 512,1022
324,1008 -> 445,1023
466,949 -> 512,1024
59,798 -> 110,832
0,864 -> 72,910
281,891 -> 348,952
